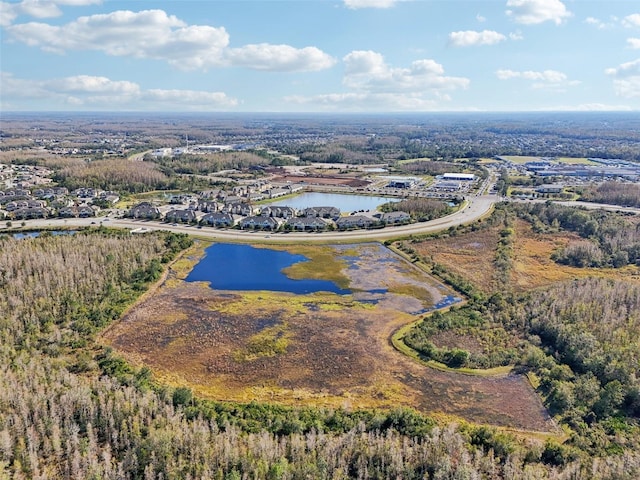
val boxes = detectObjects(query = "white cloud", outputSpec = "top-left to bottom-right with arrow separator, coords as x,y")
623,14 -> 640,28
509,31 -> 524,40
285,92 -> 440,112
343,0 -> 405,9
605,59 -> 640,98
543,103 -> 634,112
0,2 -> 19,26
588,14 -> 639,30
0,72 -> 238,110
506,0 -> 571,25
448,30 -> 506,47
496,68 -> 579,90
585,16 -> 609,29
476,14 -> 487,23
141,89 -> 237,107
496,69 -> 564,81
605,59 -> 640,78
608,79 -> 640,99
343,50 -> 469,93
0,0 -> 101,26
18,1 -> 62,19
282,51 -> 468,111
628,38 -> 640,49
6,9 -> 334,72
225,44 -> 336,72
46,75 -> 141,95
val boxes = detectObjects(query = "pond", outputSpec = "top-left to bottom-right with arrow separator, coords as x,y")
267,192 -> 397,212
186,243 -> 351,295
8,230 -> 77,240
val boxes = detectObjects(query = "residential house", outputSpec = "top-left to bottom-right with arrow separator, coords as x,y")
165,209 -> 197,223
72,188 -> 101,199
239,215 -> 280,230
303,206 -> 341,220
128,202 -> 162,220
78,205 -> 97,218
5,200 -> 45,212
201,212 -> 235,227
260,206 -> 297,218
268,188 -> 290,198
99,190 -> 121,204
248,192 -> 266,202
0,188 -> 30,197
336,215 -> 378,230
33,187 -> 68,199
381,211 -> 411,225
198,189 -> 221,200
285,217 -> 331,231
58,206 -> 79,217
223,201 -> 258,216
197,200 -> 219,213
58,205 -> 96,218
10,207 -> 49,219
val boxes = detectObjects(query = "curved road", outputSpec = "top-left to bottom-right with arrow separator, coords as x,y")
7,194 -> 498,243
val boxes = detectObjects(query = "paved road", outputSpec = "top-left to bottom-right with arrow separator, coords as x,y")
5,194 -> 498,243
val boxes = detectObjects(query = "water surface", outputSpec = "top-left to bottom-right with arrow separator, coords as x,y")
267,192 -> 397,212
10,231 -> 76,240
186,243 -> 350,294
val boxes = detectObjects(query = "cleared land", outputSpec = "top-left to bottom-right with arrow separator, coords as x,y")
103,242 -> 552,431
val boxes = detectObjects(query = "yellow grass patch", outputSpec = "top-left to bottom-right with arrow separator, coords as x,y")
233,323 -> 292,361
387,283 -> 434,307
510,220 -> 639,291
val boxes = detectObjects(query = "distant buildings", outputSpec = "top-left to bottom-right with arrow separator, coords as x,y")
442,173 -> 475,181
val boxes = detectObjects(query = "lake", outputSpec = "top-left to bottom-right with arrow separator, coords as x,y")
186,243 -> 350,294
267,192 -> 397,212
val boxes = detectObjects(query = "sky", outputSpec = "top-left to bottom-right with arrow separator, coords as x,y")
1,0 -> 639,112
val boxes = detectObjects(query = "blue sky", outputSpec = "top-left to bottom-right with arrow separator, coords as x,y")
1,0 -> 639,112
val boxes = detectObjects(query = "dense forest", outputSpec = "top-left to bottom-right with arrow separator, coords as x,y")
148,151 -> 270,176
581,181 -> 640,208
380,197 -> 456,222
1,227 -> 639,478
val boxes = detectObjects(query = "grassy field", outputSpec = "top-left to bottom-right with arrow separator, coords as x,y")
555,157 -> 599,165
499,155 -> 598,166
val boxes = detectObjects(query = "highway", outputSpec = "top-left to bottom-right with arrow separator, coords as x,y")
4,194 -> 499,243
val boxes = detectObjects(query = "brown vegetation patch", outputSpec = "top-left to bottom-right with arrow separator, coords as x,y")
510,220 -> 639,291
103,243 -> 554,432
271,174 -> 370,188
412,226 -> 502,293
412,218 -> 640,295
